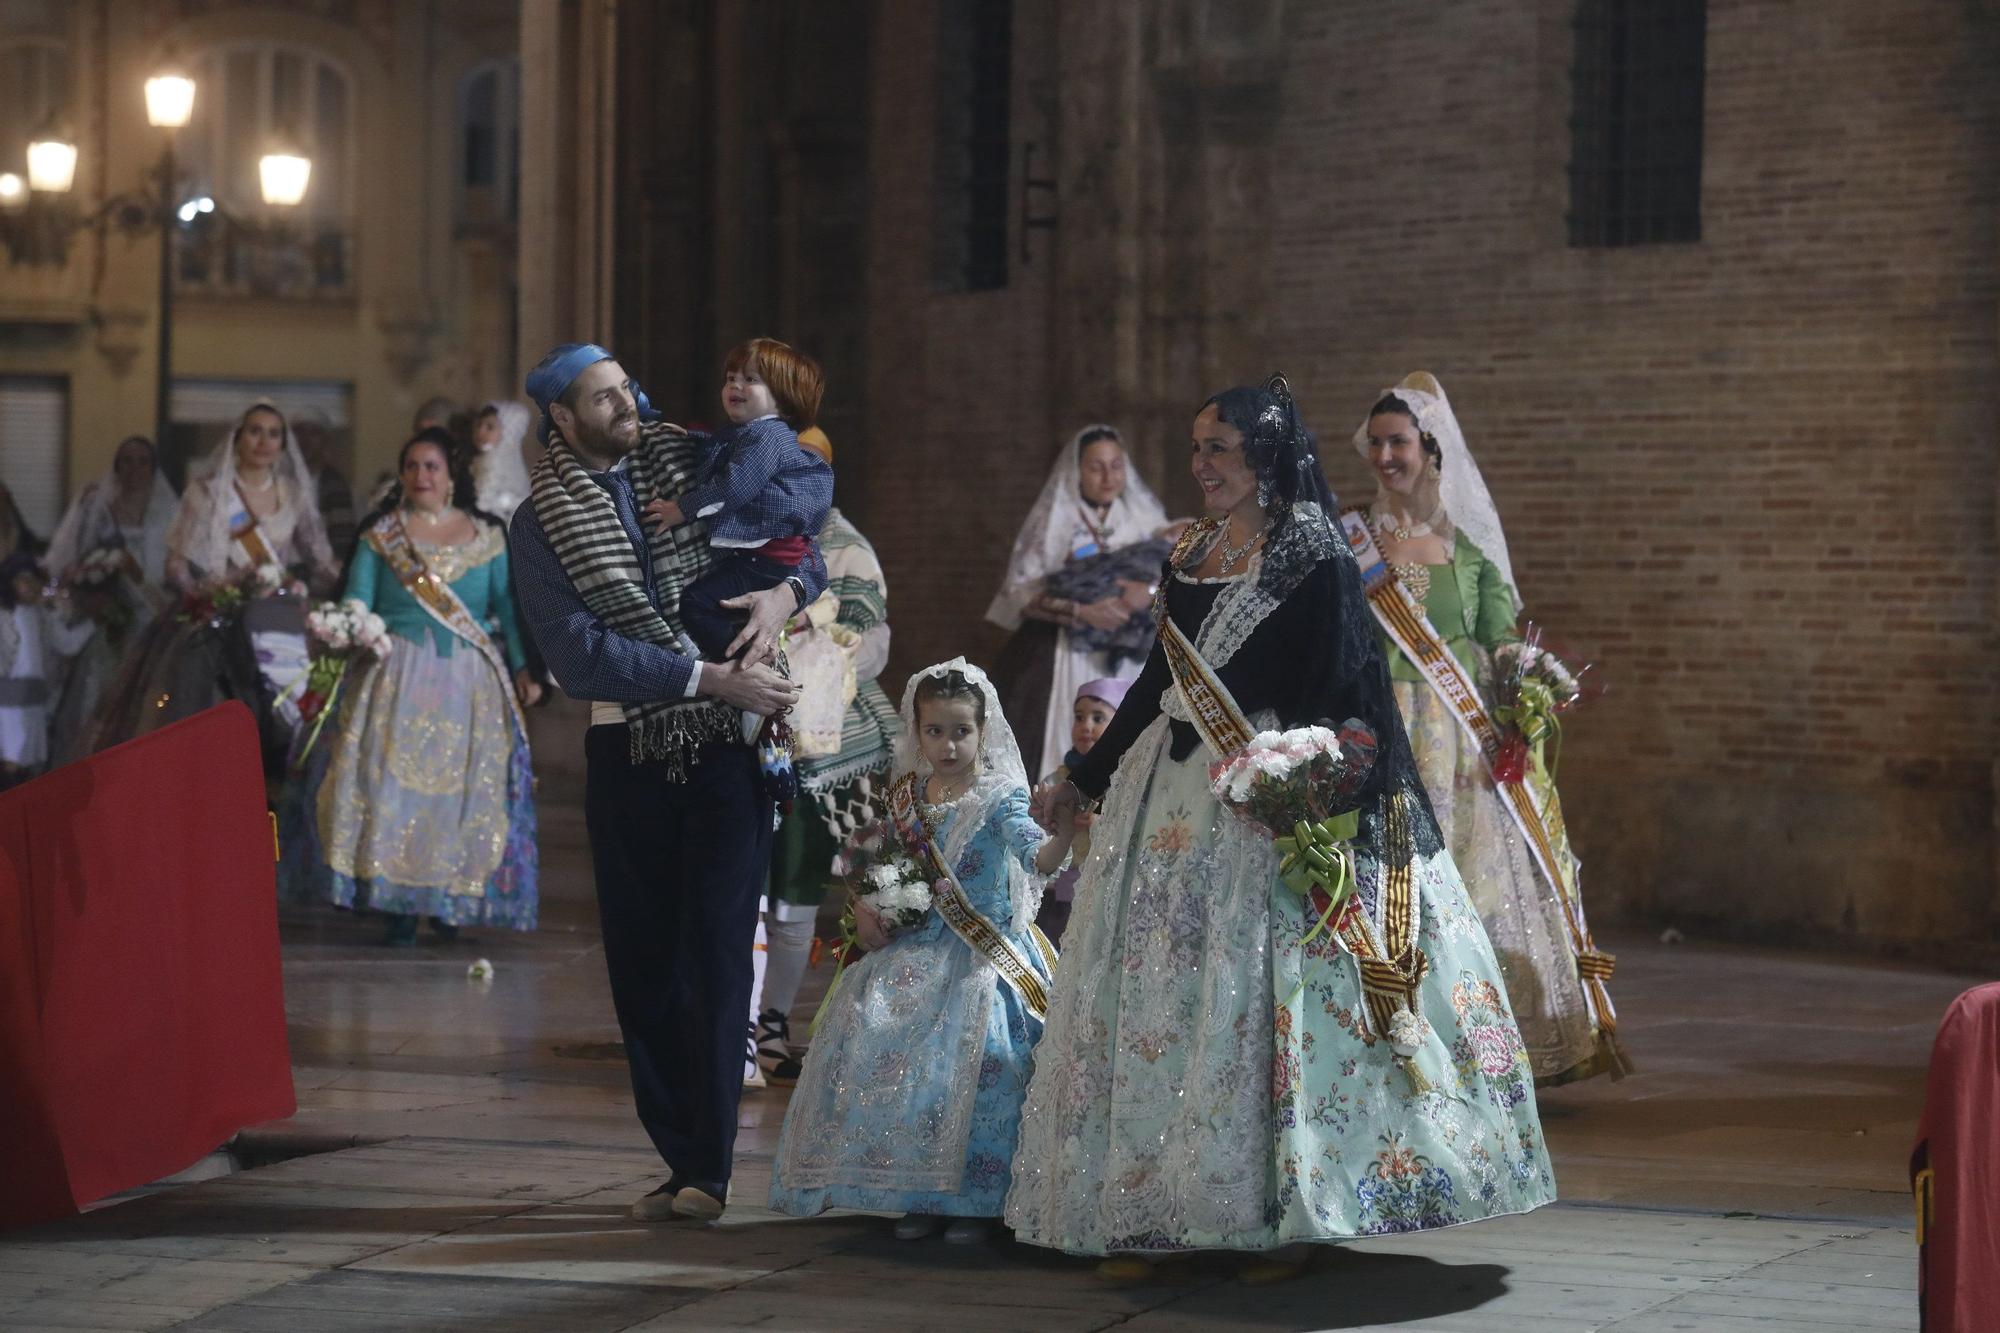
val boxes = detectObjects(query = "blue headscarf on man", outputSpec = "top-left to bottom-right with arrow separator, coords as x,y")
524,342 -> 658,446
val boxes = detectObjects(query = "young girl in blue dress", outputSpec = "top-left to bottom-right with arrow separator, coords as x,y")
769,658 -> 1075,1244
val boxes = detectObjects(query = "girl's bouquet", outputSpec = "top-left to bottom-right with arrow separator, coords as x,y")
1211,720 -> 1378,953
178,562 -> 290,627
66,545 -> 141,648
291,598 -> 392,765
832,819 -> 936,940
1488,624 -> 1586,784
814,818 -> 937,1031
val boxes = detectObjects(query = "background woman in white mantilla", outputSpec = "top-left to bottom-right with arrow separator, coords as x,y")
987,425 -> 1182,776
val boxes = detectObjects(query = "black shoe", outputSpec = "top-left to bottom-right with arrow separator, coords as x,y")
756,1008 -> 803,1084
381,914 -> 418,947
428,917 -> 460,943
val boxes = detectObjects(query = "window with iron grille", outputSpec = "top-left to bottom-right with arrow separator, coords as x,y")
933,0 -> 1013,292
1567,0 -> 1706,247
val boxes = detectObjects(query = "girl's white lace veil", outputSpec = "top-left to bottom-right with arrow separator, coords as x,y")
894,657 -> 1039,929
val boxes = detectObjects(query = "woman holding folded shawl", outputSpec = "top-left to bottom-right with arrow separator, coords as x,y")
1008,377 -> 1553,1280
987,425 -> 1183,776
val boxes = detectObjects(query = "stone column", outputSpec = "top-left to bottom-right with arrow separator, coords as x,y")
516,0 -> 617,377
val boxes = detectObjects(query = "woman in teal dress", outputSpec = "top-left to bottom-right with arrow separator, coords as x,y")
285,429 -> 541,943
1353,375 -> 1627,1085
1009,378 -> 1553,1280
770,659 -> 1076,1245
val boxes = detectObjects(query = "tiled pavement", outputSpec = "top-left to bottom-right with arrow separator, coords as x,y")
1,846 -> 1970,1331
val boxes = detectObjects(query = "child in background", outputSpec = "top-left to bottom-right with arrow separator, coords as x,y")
1033,676 -> 1130,945
770,660 -> 1074,1245
0,553 -> 90,790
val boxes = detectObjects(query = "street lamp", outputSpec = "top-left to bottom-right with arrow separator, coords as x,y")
257,149 -> 312,209
0,65 -> 311,451
24,133 -> 78,194
144,72 -> 196,130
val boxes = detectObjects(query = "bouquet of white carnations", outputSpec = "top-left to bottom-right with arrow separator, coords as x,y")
1211,720 -> 1377,951
291,598 -> 392,766
833,819 -> 935,935
812,818 -> 938,1034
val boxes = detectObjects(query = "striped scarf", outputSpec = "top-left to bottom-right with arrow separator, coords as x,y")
528,420 -> 738,779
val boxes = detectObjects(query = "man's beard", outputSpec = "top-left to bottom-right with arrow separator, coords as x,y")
569,413 -> 638,460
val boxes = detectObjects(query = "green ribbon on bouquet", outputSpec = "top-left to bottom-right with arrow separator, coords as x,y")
1275,810 -> 1359,1009
1493,677 -> 1565,781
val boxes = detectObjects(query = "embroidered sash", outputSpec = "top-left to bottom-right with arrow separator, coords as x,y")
367,516 -> 527,740
1151,567 -> 1429,1053
230,486 -> 278,568
1338,508 -> 1619,1039
887,771 -> 1053,1021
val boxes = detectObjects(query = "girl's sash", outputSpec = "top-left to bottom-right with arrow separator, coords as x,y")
230,486 -> 278,567
1337,508 -> 1619,1041
367,516 -> 527,739
887,771 -> 1055,1020
1153,574 -> 1430,1067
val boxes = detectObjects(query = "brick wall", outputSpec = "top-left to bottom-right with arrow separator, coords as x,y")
1262,0 -> 1999,953
842,0 -> 1999,955
852,0 -> 1061,683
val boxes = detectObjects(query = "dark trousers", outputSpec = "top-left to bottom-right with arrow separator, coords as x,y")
679,552 -> 796,661
584,728 -> 772,1185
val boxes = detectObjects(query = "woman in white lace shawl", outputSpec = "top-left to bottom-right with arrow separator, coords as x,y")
43,436 -> 178,764
470,400 -> 535,521
986,425 -> 1180,776
87,403 -> 337,766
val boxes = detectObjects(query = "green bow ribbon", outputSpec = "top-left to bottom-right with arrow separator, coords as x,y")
1275,810 -> 1359,902
1274,810 -> 1360,1011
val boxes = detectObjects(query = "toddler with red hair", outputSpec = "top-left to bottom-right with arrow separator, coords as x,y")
644,338 -> 834,803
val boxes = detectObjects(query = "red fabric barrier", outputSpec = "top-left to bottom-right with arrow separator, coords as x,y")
1912,982 -> 2000,1333
0,702 -> 295,1229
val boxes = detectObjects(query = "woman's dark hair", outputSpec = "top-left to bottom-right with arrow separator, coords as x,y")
1368,393 -> 1442,472
0,551 -> 47,609
391,428 -> 486,515
1198,377 -> 1335,513
1076,426 -> 1121,452
913,669 -> 987,726
340,429 -> 501,586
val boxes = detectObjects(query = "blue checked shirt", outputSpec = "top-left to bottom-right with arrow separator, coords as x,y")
681,416 -> 834,550
507,461 -> 827,703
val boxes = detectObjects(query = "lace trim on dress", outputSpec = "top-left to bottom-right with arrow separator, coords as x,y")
411,521 -> 506,584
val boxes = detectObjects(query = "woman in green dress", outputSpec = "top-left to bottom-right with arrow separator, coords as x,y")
1352,374 -> 1628,1085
